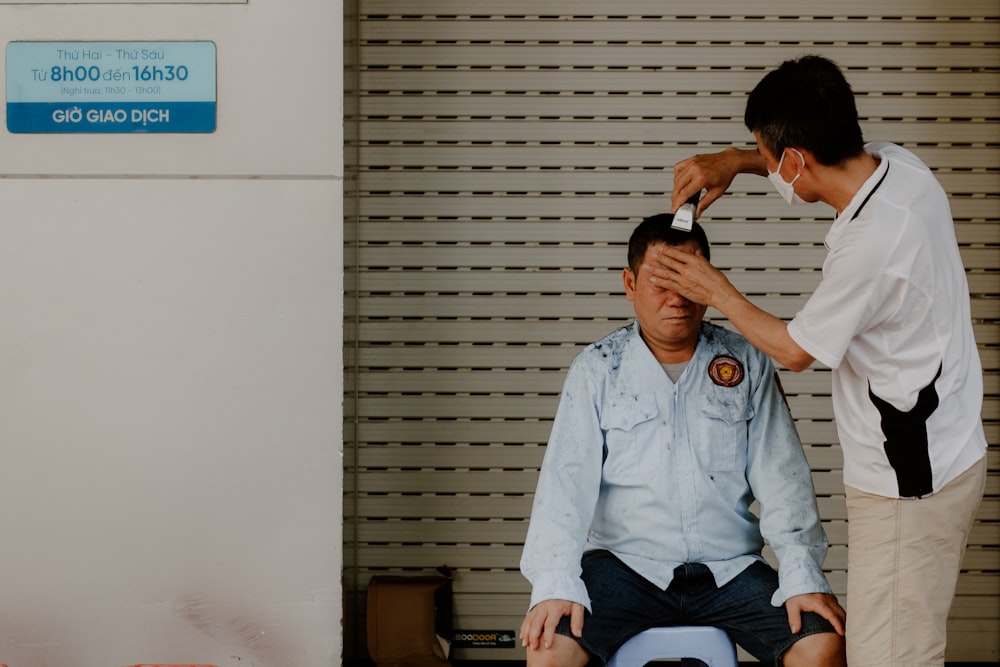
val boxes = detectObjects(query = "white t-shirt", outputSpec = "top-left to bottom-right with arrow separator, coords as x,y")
787,142 -> 987,498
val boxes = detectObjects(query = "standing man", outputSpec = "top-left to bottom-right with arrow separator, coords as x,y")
655,55 -> 987,667
519,216 -> 846,667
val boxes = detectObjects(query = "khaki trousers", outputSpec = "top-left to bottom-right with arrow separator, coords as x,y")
845,456 -> 986,667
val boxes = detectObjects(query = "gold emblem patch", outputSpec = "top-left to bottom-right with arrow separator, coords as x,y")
708,355 -> 744,387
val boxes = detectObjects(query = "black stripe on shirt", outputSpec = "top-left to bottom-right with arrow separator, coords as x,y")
850,163 -> 890,222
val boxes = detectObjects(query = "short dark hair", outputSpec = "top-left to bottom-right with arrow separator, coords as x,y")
744,55 -> 865,167
628,214 -> 710,274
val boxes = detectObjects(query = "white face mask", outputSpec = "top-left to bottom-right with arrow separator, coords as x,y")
767,148 -> 808,205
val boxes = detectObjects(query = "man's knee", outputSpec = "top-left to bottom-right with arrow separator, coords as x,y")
525,633 -> 591,667
526,638 -> 590,667
782,631 -> 846,667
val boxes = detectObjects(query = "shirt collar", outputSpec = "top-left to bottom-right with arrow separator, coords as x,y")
826,147 -> 891,249
836,146 -> 890,225
625,320 -> 706,368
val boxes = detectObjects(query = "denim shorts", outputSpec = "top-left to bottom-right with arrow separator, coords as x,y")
555,550 -> 837,667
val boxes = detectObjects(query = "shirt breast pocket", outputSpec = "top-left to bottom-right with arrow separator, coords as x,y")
600,398 -> 660,483
697,397 -> 752,472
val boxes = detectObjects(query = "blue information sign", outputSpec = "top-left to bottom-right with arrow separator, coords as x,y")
6,41 -> 216,133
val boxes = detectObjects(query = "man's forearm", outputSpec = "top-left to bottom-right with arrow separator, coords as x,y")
726,146 -> 769,177
713,289 -> 814,371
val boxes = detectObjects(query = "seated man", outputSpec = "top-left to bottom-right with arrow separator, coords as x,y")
519,215 -> 846,667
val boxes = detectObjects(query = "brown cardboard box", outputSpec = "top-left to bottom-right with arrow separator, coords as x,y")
367,573 -> 453,667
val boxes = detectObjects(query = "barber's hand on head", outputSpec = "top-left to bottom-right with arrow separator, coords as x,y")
670,148 -> 744,216
645,246 -> 735,310
785,592 -> 847,637
520,599 -> 584,651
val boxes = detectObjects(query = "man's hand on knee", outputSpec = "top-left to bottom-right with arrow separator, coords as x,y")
520,599 -> 585,650
785,592 -> 846,635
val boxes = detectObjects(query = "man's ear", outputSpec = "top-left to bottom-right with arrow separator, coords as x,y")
623,267 -> 637,301
794,146 -> 817,170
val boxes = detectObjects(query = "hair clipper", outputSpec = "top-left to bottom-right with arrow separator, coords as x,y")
671,190 -> 701,231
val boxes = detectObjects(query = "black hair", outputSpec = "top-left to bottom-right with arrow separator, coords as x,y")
744,55 -> 865,167
628,214 -> 710,274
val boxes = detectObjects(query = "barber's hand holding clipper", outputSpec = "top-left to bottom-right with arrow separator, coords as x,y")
670,146 -> 768,217
662,147 -> 751,298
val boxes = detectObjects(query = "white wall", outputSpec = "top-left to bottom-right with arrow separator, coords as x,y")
0,3 -> 343,666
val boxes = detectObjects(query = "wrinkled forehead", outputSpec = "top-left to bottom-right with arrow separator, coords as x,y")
647,238 -> 701,258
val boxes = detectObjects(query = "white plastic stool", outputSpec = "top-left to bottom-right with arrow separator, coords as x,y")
608,626 -> 738,667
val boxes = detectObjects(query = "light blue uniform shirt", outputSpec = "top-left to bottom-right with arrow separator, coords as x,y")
520,321 -> 832,611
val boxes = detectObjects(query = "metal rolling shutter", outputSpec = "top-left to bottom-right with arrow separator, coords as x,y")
344,2 -> 999,662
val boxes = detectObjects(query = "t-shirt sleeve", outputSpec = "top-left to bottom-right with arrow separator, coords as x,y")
788,229 -> 885,369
